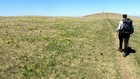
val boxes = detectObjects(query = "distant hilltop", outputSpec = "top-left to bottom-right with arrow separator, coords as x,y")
85,12 -> 121,17
84,12 -> 139,20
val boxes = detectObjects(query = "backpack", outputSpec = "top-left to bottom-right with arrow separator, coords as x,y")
120,18 -> 134,34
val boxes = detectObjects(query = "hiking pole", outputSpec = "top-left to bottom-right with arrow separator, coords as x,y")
115,28 -> 119,38
115,32 -> 117,38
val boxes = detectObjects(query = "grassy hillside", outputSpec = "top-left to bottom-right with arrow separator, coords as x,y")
0,13 -> 140,79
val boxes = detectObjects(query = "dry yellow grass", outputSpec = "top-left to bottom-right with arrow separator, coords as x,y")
0,13 -> 140,79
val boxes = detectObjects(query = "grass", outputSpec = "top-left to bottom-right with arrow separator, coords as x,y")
0,13 -> 140,79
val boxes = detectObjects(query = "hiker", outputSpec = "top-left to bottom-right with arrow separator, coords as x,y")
116,14 -> 134,57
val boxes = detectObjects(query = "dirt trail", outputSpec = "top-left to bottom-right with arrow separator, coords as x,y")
106,19 -> 138,79
114,36 -> 136,79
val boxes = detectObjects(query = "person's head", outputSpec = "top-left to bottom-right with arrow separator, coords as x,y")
122,14 -> 127,18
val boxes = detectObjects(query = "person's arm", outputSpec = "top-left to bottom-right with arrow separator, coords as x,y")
116,21 -> 123,32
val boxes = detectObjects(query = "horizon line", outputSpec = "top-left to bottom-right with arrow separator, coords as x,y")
0,12 -> 139,17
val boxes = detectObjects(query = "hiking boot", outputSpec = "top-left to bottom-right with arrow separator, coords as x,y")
118,48 -> 123,52
123,53 -> 127,57
123,52 -> 128,57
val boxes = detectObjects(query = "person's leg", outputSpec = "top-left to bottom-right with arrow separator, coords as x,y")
123,34 -> 130,57
118,33 -> 123,51
124,34 -> 130,52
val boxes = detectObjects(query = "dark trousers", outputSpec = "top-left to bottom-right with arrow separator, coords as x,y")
119,33 -> 130,52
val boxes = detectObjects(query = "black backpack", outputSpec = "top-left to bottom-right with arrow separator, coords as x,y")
120,18 -> 134,34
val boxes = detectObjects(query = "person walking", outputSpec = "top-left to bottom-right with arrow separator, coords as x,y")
116,14 -> 134,57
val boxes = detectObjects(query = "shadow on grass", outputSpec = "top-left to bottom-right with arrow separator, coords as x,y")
122,47 -> 136,57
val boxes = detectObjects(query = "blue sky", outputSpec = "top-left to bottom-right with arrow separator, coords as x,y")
0,0 -> 140,16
